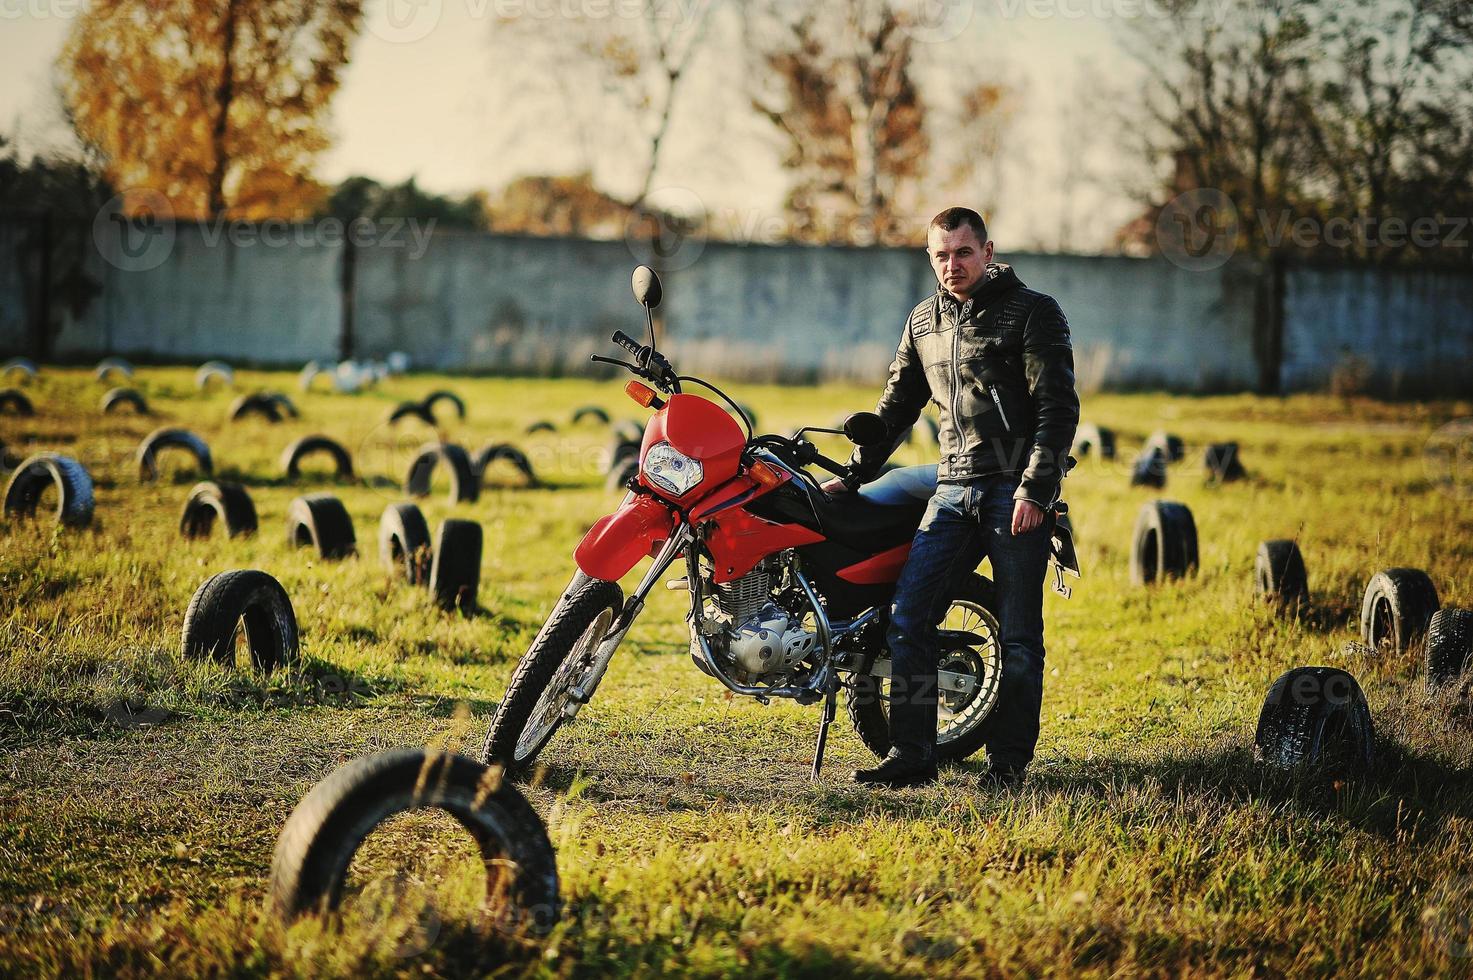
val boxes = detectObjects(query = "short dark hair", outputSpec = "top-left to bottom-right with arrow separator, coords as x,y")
929,207 -> 988,242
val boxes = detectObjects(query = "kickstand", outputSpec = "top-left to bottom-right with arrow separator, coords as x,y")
810,675 -> 839,780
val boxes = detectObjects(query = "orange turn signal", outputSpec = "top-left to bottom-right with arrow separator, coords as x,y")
749,460 -> 783,489
625,381 -> 658,407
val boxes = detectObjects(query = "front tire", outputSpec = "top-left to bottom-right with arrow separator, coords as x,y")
482,579 -> 624,777
846,572 -> 1002,764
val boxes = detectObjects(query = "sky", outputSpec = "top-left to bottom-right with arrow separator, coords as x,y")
0,0 -> 1154,252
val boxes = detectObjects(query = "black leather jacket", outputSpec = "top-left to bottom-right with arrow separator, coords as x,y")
850,263 -> 1080,507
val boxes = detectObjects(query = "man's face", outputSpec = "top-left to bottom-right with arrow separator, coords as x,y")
928,224 -> 994,301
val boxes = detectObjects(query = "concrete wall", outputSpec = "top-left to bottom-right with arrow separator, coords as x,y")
1281,263 -> 1473,396
42,221 -> 343,364
2,214 -> 1470,396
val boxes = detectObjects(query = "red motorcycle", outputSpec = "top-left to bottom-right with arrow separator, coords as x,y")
482,266 -> 1078,777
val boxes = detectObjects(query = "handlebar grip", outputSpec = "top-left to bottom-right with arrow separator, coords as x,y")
611,331 -> 643,355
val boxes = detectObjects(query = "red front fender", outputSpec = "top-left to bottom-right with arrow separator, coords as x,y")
574,491 -> 677,581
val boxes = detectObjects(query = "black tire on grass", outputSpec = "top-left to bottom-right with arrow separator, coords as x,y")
1254,666 -> 1374,777
405,442 -> 478,504
196,361 -> 234,390
101,387 -> 150,415
228,393 -> 283,423
388,400 -> 436,426
1129,444 -> 1168,487
472,443 -> 538,488
604,456 -> 640,493
1072,423 -> 1116,460
0,389 -> 34,416
571,405 -> 609,425
525,420 -> 556,434
430,518 -> 482,612
482,579 -> 624,775
422,390 -> 466,422
180,481 -> 258,539
1130,500 -> 1198,585
137,427 -> 213,482
267,748 -> 560,934
379,502 -> 432,584
1146,430 -> 1185,463
281,435 -> 354,481
1255,539 -> 1308,607
1,357 -> 36,383
1360,567 -> 1439,656
1204,441 -> 1246,482
286,493 -> 357,559
95,358 -> 134,382
264,392 -> 300,418
1426,609 -> 1473,688
3,452 -> 95,527
180,568 -> 299,672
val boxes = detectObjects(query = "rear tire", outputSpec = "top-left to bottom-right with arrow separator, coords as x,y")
482,580 -> 624,777
845,572 -> 1001,764
268,748 -> 559,934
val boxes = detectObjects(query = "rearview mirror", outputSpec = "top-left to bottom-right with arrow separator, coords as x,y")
632,266 -> 662,309
843,412 -> 888,447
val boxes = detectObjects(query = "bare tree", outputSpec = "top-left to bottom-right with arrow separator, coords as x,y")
486,1 -> 717,211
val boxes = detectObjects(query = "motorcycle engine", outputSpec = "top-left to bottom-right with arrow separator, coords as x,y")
693,557 -> 818,682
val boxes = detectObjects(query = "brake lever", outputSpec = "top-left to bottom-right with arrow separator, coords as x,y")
590,354 -> 641,371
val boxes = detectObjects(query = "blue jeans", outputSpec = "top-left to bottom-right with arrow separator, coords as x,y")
885,475 -> 1051,768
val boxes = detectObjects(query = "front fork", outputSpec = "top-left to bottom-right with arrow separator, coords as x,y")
560,526 -> 692,719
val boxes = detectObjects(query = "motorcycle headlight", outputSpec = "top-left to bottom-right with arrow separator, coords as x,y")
642,441 -> 703,497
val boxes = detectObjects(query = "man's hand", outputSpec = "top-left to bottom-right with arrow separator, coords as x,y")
1011,499 -> 1045,535
821,477 -> 852,493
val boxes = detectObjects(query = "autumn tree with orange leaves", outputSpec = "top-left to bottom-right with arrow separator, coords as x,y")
59,0 -> 364,220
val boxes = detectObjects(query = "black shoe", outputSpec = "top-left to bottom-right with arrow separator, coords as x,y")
854,751 -> 938,788
977,762 -> 1025,791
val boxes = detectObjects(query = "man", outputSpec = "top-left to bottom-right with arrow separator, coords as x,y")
831,207 -> 1079,790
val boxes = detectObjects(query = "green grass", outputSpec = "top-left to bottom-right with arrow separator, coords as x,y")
1,367 -> 1472,977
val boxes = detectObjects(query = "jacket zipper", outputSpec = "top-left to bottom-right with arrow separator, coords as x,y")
987,383 -> 1012,432
950,309 -> 961,451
